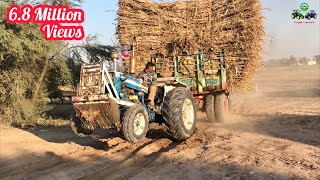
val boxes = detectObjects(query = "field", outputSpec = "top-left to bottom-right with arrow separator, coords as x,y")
1,66 -> 319,179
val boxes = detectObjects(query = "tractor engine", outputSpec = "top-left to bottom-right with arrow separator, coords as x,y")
117,72 -> 149,103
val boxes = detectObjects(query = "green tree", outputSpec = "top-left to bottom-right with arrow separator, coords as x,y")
299,57 -> 308,65
0,0 -> 117,125
46,58 -> 72,104
288,55 -> 297,65
0,0 -> 81,125
0,2 -> 56,125
314,55 -> 320,64
84,44 -> 116,63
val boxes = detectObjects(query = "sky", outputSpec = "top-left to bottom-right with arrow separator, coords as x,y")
82,0 -> 320,60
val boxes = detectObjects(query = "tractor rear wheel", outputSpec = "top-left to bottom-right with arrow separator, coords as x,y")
70,115 -> 93,137
214,93 -> 231,123
162,87 -> 197,141
205,94 -> 215,123
122,105 -> 149,144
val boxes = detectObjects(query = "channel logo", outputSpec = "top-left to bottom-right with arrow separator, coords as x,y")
292,3 -> 317,24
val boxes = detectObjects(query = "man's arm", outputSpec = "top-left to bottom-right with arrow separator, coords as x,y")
150,72 -> 157,86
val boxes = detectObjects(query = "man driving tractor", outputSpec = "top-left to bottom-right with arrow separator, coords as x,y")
138,62 -> 157,109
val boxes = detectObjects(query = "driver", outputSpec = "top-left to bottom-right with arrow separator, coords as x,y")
138,62 -> 157,109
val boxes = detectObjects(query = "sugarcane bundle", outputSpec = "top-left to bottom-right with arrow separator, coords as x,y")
117,0 -> 264,92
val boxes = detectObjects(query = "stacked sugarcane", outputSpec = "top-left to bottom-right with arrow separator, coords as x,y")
117,0 -> 264,92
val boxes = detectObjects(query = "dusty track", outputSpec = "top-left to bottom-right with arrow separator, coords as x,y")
1,66 -> 320,179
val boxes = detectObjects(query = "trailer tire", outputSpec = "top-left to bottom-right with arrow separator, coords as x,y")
214,93 -> 231,123
205,94 -> 216,123
162,87 -> 197,141
70,116 -> 93,137
122,105 -> 149,144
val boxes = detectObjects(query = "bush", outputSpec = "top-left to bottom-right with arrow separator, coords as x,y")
0,70 -> 52,126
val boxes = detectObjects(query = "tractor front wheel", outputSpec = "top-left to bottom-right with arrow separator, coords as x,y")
122,105 -> 149,144
70,115 -> 93,137
314,14 -> 317,19
162,87 -> 197,141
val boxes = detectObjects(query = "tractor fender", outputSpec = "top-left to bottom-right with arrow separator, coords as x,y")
163,82 -> 188,96
162,82 -> 189,102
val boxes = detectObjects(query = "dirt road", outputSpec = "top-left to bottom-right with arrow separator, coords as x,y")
1,66 -> 320,180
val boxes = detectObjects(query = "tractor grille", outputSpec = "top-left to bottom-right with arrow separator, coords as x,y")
77,64 -> 115,96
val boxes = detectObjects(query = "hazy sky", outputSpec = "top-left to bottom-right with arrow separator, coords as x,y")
82,0 -> 320,60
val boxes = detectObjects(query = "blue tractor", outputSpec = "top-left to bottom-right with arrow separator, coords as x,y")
305,10 -> 317,20
71,50 -> 231,143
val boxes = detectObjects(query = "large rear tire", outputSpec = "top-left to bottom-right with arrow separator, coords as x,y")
122,105 -> 149,144
205,94 -> 215,123
162,87 -> 197,141
70,115 -> 93,137
214,93 -> 231,123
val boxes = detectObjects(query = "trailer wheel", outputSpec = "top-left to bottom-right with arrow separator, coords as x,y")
291,14 -> 295,19
162,87 -> 197,141
70,115 -> 93,137
214,93 -> 231,123
122,105 -> 149,144
205,94 -> 216,123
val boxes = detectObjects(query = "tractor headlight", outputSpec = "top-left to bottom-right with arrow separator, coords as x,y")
120,74 -> 128,81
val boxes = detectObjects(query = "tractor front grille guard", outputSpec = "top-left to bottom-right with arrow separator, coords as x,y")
101,62 -> 135,107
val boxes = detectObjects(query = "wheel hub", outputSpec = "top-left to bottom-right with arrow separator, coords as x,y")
182,99 -> 194,130
133,113 -> 146,136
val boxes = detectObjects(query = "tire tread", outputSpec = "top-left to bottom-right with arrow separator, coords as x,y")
162,87 -> 196,141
